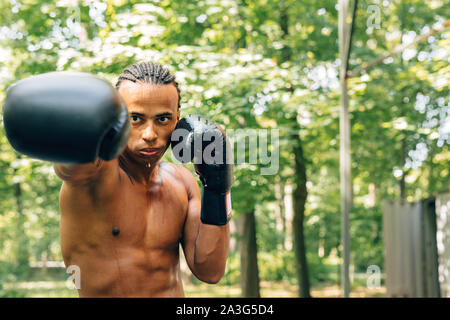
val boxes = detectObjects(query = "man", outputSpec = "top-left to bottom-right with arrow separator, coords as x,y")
3,62 -> 233,297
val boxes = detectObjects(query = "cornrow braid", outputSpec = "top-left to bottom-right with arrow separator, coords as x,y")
142,63 -> 150,82
116,61 -> 181,109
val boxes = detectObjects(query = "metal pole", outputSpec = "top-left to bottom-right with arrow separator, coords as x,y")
338,0 -> 352,298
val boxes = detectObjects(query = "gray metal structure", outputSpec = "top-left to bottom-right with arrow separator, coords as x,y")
382,192 -> 450,297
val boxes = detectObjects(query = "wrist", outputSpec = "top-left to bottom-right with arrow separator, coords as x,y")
200,187 -> 232,225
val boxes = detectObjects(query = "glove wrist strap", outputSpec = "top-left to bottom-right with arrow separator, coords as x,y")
200,187 -> 232,225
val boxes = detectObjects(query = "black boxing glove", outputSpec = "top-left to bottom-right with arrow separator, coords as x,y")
3,71 -> 130,164
171,115 -> 233,226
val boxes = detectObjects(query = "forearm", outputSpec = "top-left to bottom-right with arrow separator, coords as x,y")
192,223 -> 230,284
53,160 -> 105,182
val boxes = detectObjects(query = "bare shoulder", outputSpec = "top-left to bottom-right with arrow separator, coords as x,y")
162,162 -> 199,198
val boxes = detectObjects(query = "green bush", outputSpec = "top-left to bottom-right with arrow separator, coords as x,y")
307,253 -> 339,286
221,252 -> 240,285
258,250 -> 297,284
221,250 -> 340,286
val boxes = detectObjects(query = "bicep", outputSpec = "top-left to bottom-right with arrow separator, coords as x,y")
180,169 -> 202,268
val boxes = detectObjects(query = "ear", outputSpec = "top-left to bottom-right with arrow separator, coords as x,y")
177,109 -> 180,121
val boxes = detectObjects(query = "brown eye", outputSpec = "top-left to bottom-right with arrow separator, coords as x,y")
158,116 -> 170,124
130,115 -> 140,123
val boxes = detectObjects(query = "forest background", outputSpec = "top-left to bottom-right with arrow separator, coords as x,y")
0,0 -> 448,297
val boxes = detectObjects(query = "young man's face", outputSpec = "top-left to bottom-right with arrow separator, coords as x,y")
118,81 -> 180,164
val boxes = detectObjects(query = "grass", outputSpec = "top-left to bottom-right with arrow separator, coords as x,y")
1,280 -> 386,298
0,266 -> 386,297
1,281 -> 78,298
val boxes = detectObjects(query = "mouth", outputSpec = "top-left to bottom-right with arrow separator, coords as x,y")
138,148 -> 162,157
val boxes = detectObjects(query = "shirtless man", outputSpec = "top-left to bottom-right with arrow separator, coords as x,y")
3,62 -> 233,297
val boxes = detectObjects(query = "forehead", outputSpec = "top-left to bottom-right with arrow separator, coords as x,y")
118,81 -> 178,113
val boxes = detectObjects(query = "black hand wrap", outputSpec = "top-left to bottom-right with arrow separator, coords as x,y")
3,72 -> 130,164
171,115 -> 233,225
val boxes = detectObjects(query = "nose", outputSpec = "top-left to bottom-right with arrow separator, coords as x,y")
142,122 -> 157,143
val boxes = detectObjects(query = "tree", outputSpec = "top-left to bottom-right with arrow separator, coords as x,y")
240,209 -> 260,297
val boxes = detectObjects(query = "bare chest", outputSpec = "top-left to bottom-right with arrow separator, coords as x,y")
60,167 -> 189,259
107,170 -> 189,249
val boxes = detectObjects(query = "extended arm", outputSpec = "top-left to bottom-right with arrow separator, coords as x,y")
54,160 -> 104,182
3,72 -> 129,184
54,159 -> 120,184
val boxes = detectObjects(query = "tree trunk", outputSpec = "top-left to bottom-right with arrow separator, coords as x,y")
240,210 -> 260,297
274,175 -> 286,249
399,0 -> 407,201
279,1 -> 311,297
233,1 -> 260,297
13,155 -> 29,268
427,146 -> 436,196
292,136 -> 311,298
284,184 -> 294,251
400,136 -> 407,200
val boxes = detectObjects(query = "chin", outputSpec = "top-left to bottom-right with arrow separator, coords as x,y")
138,151 -> 165,164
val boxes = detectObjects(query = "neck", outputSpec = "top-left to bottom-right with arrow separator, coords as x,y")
119,149 -> 161,185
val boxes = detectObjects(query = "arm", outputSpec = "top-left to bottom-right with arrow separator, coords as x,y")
54,159 -> 115,184
172,115 -> 234,284
53,160 -> 121,206
4,72 -> 129,185
180,167 -> 230,284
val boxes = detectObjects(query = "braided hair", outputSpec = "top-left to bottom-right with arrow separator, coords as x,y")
115,62 -> 181,109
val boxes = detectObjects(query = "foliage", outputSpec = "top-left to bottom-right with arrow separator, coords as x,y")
0,0 -> 448,295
